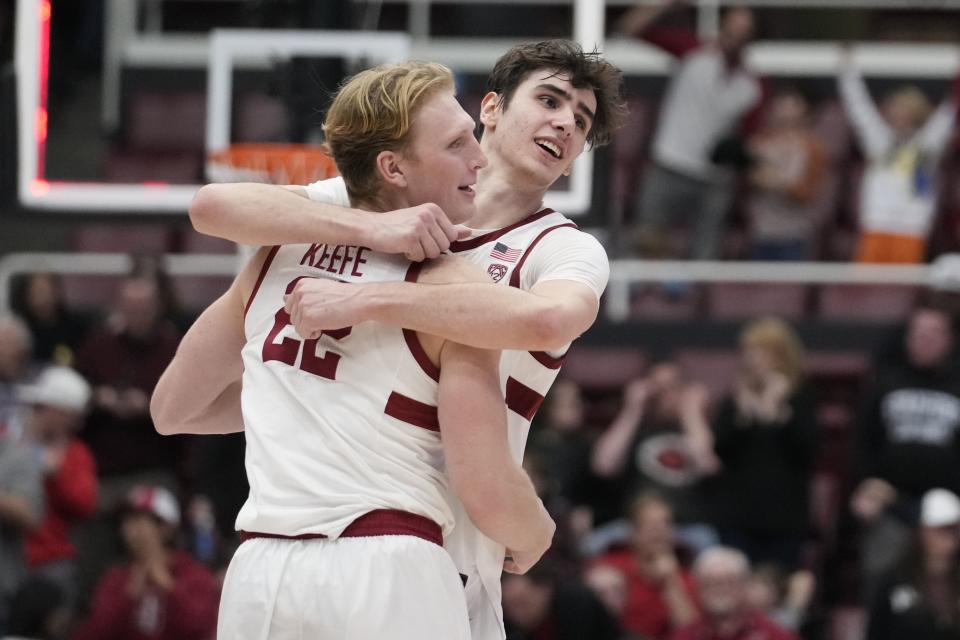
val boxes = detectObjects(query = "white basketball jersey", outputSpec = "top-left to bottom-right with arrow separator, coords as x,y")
445,209 -> 582,638
238,243 -> 454,538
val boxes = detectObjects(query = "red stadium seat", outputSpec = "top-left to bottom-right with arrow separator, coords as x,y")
672,349 -> 739,400
104,150 -> 202,184
817,284 -> 919,321
127,90 -> 206,152
562,347 -> 646,390
829,607 -> 866,640
59,274 -> 123,311
235,93 -> 290,143
71,225 -> 174,254
174,275 -> 235,313
630,284 -> 701,320
706,282 -> 808,319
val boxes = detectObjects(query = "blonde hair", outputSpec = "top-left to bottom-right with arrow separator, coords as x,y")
322,61 -> 455,202
740,316 -> 806,388
886,85 -> 933,128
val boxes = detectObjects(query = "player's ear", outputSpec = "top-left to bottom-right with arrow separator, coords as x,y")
479,91 -> 502,129
375,150 -> 407,188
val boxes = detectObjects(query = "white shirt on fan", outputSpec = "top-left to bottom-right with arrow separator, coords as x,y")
304,176 -> 609,640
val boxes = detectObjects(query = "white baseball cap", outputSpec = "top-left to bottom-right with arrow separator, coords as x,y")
125,485 -> 180,527
921,488 -> 960,527
19,366 -> 91,413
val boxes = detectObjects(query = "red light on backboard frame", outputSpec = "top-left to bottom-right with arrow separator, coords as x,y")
35,0 -> 52,179
36,107 -> 48,141
30,180 -> 51,196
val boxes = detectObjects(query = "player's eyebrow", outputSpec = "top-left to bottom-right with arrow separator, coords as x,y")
535,83 -> 595,124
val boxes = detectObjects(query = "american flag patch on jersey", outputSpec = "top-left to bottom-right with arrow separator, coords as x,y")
490,242 -> 521,262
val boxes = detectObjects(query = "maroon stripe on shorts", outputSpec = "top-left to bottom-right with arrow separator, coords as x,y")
505,377 -> 545,422
384,392 -> 440,432
240,509 -> 442,546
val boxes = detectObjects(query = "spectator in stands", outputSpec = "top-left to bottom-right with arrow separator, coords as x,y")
72,273 -> 183,608
10,273 -> 88,367
852,304 -> 960,601
593,492 -> 699,639
128,256 -> 189,332
0,407 -> 43,633
0,314 -> 34,431
4,575 -> 70,640
838,47 -> 959,264
745,88 -> 828,260
503,560 -> 622,640
71,486 -> 219,640
867,488 -> 960,640
710,317 -> 815,572
74,272 -> 183,489
744,563 -> 816,633
592,362 -> 719,553
618,0 -> 763,260
17,367 -> 97,611
529,378 -> 596,517
671,547 -> 798,640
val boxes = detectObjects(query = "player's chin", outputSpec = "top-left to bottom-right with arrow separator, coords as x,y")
446,197 -> 477,225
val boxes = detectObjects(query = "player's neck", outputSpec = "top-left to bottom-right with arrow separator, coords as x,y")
352,192 -> 406,215
472,164 -> 547,230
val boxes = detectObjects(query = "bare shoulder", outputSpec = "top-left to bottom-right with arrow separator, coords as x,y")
417,254 -> 488,285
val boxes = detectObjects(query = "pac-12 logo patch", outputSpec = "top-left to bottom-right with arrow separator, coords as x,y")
487,263 -> 508,282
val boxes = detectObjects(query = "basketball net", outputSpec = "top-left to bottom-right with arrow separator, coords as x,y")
205,143 -> 341,267
206,143 -> 339,186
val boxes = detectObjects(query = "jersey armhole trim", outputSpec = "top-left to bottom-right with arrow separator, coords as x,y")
402,262 -> 441,382
244,245 -> 280,318
507,223 -> 579,289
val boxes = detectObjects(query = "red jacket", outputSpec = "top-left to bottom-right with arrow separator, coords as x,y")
26,438 -> 97,566
671,612 -> 799,640
72,551 -> 219,640
594,549 -> 699,639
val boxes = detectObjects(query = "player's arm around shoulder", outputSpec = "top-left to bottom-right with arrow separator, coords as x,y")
190,179 -> 464,259
431,325 -> 555,572
150,247 -> 270,435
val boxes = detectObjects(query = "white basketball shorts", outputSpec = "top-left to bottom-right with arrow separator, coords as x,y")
217,535 -> 471,640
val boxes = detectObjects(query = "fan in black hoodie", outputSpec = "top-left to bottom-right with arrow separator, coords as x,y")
852,305 -> 960,602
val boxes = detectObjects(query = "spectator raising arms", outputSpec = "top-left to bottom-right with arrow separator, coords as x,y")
838,46 -> 959,264
618,0 -> 763,260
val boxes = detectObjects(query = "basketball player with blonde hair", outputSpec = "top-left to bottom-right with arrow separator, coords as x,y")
152,61 -> 554,640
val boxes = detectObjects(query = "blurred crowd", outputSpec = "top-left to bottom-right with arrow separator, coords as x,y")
1,262 -> 960,640
617,1 -> 960,265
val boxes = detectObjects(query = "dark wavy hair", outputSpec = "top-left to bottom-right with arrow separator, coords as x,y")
486,40 -> 628,147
